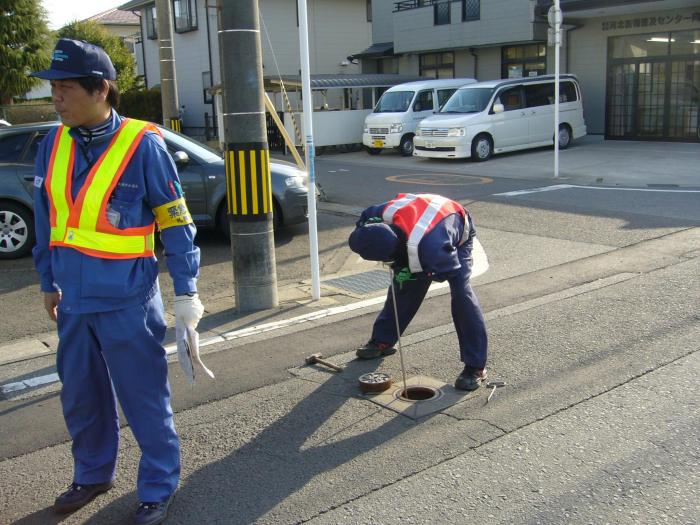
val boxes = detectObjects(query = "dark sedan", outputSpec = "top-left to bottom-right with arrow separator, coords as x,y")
0,122 -> 310,259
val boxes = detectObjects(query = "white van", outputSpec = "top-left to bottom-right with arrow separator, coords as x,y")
413,75 -> 587,161
362,78 -> 476,156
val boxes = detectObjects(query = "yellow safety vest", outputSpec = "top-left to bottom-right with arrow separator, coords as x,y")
45,118 -> 156,259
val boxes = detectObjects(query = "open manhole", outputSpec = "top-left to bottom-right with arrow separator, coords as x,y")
396,385 -> 441,402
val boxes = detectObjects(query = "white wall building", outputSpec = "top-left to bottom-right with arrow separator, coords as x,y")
119,0 -> 373,137
355,0 -> 700,142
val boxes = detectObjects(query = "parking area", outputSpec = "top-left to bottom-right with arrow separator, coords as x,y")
310,135 -> 700,188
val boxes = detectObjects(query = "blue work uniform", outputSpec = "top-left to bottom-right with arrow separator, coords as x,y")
358,201 -> 487,370
32,111 -> 200,503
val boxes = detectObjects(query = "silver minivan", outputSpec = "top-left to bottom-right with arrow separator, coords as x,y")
362,78 -> 476,156
413,74 -> 587,161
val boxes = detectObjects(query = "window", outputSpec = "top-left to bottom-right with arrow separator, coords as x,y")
462,0 -> 479,22
419,52 -> 455,78
496,86 -> 523,111
0,133 -> 29,162
413,90 -> 434,112
502,44 -> 546,79
434,2 -> 450,26
26,133 -> 48,162
367,0 -> 372,22
437,88 -> 457,109
173,0 -> 197,33
146,5 -> 157,40
525,82 -> 553,107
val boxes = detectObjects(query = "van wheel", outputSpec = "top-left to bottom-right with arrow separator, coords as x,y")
366,147 -> 381,155
557,125 -> 572,149
471,134 -> 493,162
0,201 -> 35,259
399,135 -> 414,157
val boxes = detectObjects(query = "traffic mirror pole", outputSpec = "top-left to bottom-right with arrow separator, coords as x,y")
219,0 -> 279,311
298,0 -> 321,301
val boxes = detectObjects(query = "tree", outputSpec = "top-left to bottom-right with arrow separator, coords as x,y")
58,20 -> 137,93
0,0 -> 52,104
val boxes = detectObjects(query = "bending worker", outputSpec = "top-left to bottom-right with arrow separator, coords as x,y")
348,193 -> 488,391
30,39 -> 202,525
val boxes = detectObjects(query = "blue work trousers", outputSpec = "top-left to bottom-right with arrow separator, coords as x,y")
56,292 -> 180,503
371,243 -> 488,369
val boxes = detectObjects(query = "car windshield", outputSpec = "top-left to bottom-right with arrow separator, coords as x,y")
374,91 -> 415,113
158,126 -> 223,163
440,88 -> 495,114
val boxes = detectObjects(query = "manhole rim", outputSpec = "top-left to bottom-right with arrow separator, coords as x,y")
394,385 -> 443,403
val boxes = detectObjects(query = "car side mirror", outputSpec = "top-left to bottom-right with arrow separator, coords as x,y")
493,103 -> 505,114
172,151 -> 189,166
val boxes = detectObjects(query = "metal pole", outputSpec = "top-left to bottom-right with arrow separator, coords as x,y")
297,0 -> 321,301
389,270 -> 408,393
553,0 -> 561,178
155,0 -> 181,131
219,0 -> 278,311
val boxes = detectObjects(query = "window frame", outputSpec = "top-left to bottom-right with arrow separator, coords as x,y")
172,0 -> 198,34
433,1 -> 450,26
501,44 -> 547,79
462,0 -> 480,22
412,89 -> 434,112
419,51 -> 455,79
145,5 -> 157,40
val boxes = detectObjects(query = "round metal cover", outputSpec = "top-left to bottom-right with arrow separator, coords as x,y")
358,372 -> 393,393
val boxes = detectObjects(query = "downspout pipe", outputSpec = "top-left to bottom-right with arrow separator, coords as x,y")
133,10 -> 148,86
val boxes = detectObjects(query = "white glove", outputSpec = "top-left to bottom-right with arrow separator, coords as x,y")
174,293 -> 204,330
176,319 -> 215,385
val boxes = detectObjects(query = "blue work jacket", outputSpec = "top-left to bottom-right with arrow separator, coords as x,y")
32,111 -> 200,314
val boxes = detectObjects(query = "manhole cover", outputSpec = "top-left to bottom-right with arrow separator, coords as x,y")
324,269 -> 390,295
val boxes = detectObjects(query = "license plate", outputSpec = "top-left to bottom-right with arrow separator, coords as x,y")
425,142 -> 435,149
373,140 -> 384,148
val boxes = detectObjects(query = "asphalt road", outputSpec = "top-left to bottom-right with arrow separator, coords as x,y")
0,146 -> 699,523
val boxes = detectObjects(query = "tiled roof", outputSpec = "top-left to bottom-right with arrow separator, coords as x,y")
86,8 -> 139,25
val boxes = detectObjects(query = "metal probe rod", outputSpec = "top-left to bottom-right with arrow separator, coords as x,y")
389,268 -> 408,392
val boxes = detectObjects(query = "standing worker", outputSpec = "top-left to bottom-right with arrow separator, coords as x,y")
348,193 -> 488,391
30,39 -> 202,525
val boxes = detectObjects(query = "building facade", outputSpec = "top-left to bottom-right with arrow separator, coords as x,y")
119,0 -> 372,136
356,0 -> 700,142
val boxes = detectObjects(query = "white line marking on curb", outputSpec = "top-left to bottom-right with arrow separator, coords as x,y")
495,184 -> 700,197
1,373 -> 60,395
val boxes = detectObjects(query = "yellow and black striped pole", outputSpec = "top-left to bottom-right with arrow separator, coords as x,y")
219,0 -> 278,311
168,118 -> 182,132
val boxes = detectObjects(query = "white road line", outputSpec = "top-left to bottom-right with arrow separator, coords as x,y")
0,240 -> 489,396
495,184 -> 700,197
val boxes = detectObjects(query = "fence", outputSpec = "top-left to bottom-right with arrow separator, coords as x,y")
0,103 -> 57,125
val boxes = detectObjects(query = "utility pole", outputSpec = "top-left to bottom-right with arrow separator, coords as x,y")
218,0 -> 278,311
155,0 -> 181,131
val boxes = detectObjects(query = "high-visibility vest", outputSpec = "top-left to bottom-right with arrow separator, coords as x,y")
45,118 -> 157,259
382,193 -> 467,273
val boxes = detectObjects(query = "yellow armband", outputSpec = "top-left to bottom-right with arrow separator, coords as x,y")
153,198 -> 193,230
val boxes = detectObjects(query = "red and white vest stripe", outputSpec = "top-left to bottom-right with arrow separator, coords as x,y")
382,193 -> 467,273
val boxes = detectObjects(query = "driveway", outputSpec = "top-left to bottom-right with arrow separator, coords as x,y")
308,135 -> 700,188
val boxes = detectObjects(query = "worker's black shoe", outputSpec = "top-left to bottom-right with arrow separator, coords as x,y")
54,481 -> 113,514
133,495 -> 174,525
356,341 -> 397,359
454,367 -> 487,391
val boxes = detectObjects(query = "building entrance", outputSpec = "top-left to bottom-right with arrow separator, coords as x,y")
606,30 -> 700,142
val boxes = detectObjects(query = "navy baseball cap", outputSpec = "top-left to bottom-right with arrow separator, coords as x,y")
348,222 -> 400,262
30,38 -> 116,81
